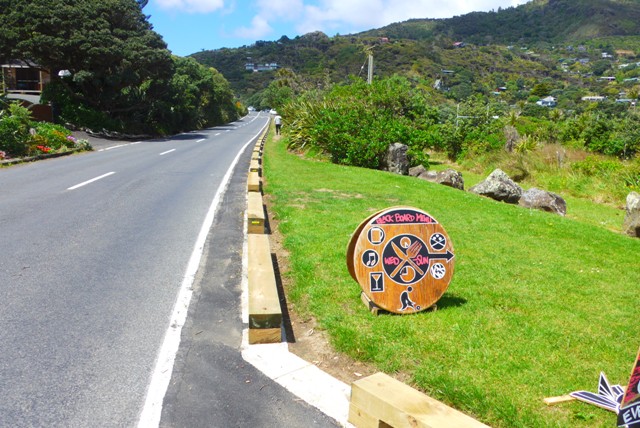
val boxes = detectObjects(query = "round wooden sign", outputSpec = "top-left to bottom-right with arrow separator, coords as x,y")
347,207 -> 455,314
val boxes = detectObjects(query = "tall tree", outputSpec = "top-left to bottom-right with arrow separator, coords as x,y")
0,0 -> 173,121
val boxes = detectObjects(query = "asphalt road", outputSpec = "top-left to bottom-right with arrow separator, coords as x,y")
0,112 -> 339,427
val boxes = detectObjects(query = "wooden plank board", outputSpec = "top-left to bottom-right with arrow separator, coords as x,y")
247,192 -> 265,234
543,395 -> 575,405
249,159 -> 261,173
349,372 -> 489,428
348,402 -> 388,428
248,327 -> 282,345
247,171 -> 261,192
247,235 -> 282,343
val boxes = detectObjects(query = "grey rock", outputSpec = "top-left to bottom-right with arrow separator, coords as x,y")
623,191 -> 640,237
519,187 -> 567,216
409,165 -> 437,181
409,165 -> 427,177
384,143 -> 409,175
469,169 -> 523,204
436,169 -> 464,190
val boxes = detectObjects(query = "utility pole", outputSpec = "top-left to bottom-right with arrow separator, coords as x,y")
367,53 -> 373,85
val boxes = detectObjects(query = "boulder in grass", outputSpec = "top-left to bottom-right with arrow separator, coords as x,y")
436,168 -> 464,190
519,187 -> 567,216
623,191 -> 640,238
409,165 -> 437,181
469,169 -> 523,204
384,143 -> 409,175
409,166 -> 463,190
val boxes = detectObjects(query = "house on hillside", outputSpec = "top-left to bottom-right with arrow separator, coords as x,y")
244,62 -> 279,72
2,60 -> 50,102
2,60 -> 53,121
536,96 -> 557,107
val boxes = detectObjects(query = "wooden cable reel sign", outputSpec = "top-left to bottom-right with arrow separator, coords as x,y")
347,207 -> 455,314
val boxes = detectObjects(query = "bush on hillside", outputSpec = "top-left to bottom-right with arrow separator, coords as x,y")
0,102 -> 91,159
284,76 -> 434,169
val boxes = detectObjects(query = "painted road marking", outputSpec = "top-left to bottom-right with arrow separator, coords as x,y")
98,141 -> 142,152
196,138 -> 206,143
159,149 -> 176,156
67,172 -> 116,190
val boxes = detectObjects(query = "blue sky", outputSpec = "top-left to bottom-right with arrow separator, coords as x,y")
144,0 -> 532,57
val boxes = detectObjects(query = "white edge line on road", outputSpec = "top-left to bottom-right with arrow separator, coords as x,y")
67,172 -> 116,190
137,118 -> 270,428
159,149 -> 176,156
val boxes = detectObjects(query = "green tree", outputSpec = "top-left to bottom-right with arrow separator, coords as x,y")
1,0 -> 173,131
530,82 -> 553,97
146,57 -> 239,133
1,0 -> 240,134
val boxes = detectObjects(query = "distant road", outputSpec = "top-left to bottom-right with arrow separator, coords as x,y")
0,112 -> 331,427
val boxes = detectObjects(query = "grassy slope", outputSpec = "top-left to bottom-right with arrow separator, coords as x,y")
263,136 -> 640,427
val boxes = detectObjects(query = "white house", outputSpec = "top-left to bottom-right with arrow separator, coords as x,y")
536,96 -> 557,107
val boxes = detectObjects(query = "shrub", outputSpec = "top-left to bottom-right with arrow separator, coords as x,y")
0,101 -> 88,158
31,123 -> 73,149
571,155 -> 622,177
0,103 -> 32,157
284,76 -> 433,169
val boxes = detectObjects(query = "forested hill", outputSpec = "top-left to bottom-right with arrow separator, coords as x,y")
191,0 -> 640,103
361,0 -> 640,45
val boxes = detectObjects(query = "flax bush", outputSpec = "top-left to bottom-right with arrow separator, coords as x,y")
283,76 -> 435,169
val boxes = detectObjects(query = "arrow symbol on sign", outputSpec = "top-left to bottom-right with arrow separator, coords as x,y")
426,250 -> 455,262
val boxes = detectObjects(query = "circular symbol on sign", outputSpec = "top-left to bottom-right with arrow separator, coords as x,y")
400,266 -> 416,282
362,249 -> 379,267
381,234 -> 430,285
368,227 -> 385,245
429,233 -> 446,251
430,263 -> 446,279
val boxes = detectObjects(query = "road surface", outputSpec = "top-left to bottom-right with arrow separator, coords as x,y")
0,112 -> 339,427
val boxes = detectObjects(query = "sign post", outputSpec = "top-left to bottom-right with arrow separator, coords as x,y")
347,207 -> 455,314
619,347 -> 640,427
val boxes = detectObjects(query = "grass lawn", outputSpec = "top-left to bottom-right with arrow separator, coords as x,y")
262,136 -> 640,428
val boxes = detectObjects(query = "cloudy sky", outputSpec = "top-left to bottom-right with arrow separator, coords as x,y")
145,0 -> 532,56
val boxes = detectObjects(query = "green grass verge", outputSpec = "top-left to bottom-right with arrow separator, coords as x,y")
263,136 -> 640,428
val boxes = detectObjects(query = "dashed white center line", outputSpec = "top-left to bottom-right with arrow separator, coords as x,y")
214,133 -> 221,136
98,141 -> 142,152
100,144 -> 126,151
67,172 -> 116,190
160,149 -> 176,156
196,138 -> 205,143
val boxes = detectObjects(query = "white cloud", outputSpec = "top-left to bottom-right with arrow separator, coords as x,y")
155,0 -> 225,13
256,0 -> 304,20
234,15 -> 273,39
294,0 -> 531,34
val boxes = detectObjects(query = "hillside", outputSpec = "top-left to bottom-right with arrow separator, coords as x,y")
362,0 -> 640,45
191,0 -> 640,104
